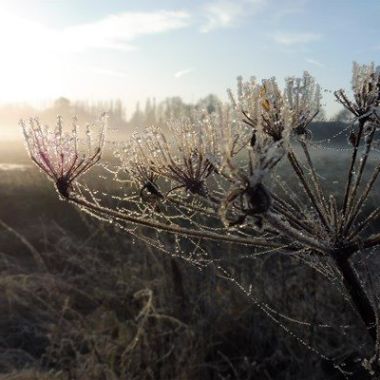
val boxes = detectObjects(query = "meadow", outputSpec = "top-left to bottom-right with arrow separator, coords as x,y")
0,0 -> 377,377
0,135 -> 379,380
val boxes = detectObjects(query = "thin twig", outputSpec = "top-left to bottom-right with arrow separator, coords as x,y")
287,151 -> 330,232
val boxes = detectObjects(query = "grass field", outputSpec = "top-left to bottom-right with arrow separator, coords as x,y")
0,140 -> 379,379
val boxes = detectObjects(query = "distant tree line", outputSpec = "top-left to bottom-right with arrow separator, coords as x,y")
0,94 -> 354,143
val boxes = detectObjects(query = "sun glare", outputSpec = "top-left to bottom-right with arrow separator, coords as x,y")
0,9 -> 64,102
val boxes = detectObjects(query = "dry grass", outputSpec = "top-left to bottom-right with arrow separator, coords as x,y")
0,151 -> 378,379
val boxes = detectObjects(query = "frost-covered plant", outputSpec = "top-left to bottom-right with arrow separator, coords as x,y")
334,62 -> 380,120
218,129 -> 285,227
22,115 -> 106,198
22,62 -> 380,376
139,120 -> 216,197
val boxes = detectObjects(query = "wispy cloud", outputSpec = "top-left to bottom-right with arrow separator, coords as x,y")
174,68 -> 195,79
61,11 -> 191,52
200,0 -> 265,33
272,32 -> 321,46
305,58 -> 325,68
0,10 -> 191,55
0,9 -> 192,100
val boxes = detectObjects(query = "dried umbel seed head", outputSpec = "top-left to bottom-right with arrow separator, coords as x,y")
140,180 -> 163,199
260,78 -> 286,142
227,76 -> 262,131
166,149 -> 214,197
221,182 -> 272,227
137,119 -> 219,197
119,137 -> 164,201
230,73 -> 321,146
220,139 -> 284,226
284,72 -> 321,137
244,183 -> 272,214
335,62 -> 380,119
21,115 -> 106,199
204,106 -> 252,171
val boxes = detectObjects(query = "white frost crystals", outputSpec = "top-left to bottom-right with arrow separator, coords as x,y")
219,137 -> 285,227
284,71 -> 321,137
20,63 -> 380,371
335,62 -> 380,120
21,114 -> 107,198
227,71 -> 321,145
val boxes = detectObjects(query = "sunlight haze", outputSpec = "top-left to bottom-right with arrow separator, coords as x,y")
0,0 -> 379,139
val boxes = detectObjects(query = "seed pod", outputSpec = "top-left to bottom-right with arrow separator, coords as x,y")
246,183 -> 271,214
55,177 -> 71,199
348,130 -> 357,146
140,181 -> 163,199
250,132 -> 257,147
294,125 -> 305,136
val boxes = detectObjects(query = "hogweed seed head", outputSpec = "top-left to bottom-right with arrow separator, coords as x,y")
284,71 -> 321,137
119,134 -> 163,200
334,62 -> 380,119
229,72 -> 321,146
220,138 -> 285,226
134,118 -> 222,197
20,64 -> 380,355
260,77 -> 287,142
227,76 -> 261,132
21,115 -> 106,198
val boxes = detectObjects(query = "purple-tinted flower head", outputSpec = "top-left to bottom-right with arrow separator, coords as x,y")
21,115 -> 106,198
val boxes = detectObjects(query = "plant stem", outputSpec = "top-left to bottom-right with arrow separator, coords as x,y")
69,195 -> 280,248
343,125 -> 376,235
300,141 -> 329,215
265,211 -> 327,253
340,119 -> 365,232
334,255 -> 377,342
287,151 -> 330,231
346,162 -> 380,236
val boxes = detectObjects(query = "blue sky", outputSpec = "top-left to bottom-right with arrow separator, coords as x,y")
0,0 -> 379,117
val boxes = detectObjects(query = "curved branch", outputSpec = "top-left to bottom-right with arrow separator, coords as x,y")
68,194 -> 282,249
